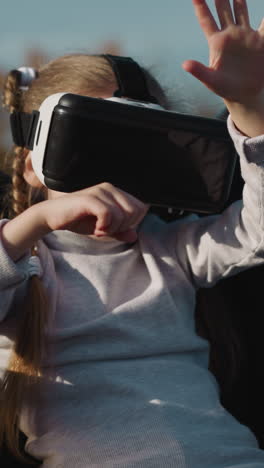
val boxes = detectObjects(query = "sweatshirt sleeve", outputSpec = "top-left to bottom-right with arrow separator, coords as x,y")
172,117 -> 264,289
0,219 -> 42,321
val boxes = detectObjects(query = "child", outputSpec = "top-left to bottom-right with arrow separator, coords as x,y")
1,0 -> 264,466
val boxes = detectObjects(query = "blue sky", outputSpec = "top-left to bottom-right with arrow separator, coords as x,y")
1,0 -> 263,114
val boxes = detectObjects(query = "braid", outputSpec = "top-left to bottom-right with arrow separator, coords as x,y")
0,246 -> 47,465
2,69 -> 31,219
2,70 -> 24,113
0,68 -> 46,464
10,147 -> 30,218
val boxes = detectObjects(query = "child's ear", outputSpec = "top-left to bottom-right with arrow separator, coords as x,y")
23,152 -> 43,188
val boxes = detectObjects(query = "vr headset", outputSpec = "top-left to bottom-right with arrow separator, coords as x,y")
10,54 -> 237,214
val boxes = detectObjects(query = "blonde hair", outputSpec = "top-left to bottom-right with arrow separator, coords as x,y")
0,53 -> 169,463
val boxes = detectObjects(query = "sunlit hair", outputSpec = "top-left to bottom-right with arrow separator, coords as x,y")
0,53 -> 169,463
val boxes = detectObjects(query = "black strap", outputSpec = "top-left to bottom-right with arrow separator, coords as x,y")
10,55 -> 157,147
10,110 -> 39,149
103,54 -> 158,104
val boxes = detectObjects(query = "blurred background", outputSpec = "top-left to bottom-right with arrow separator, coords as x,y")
0,0 -> 263,168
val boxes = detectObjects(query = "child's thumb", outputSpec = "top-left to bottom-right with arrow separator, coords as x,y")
182,59 -> 227,98
182,59 -> 211,81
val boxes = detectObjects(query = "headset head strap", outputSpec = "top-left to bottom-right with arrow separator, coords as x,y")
10,55 -> 157,148
103,54 -> 158,104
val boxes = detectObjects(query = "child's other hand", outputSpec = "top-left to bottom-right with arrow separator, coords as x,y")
183,0 -> 264,136
183,0 -> 264,102
44,183 -> 149,243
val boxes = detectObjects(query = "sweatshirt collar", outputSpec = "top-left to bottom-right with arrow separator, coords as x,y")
43,229 -> 135,255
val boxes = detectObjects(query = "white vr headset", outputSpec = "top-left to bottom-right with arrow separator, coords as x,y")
10,55 -> 237,214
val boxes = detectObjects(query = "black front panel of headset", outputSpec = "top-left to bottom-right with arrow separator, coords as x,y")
42,100 -> 236,213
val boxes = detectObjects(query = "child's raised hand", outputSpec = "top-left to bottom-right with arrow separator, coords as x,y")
183,0 -> 264,133
44,183 -> 149,243
183,0 -> 264,102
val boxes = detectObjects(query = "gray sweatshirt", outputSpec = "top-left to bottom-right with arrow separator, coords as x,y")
1,119 -> 264,467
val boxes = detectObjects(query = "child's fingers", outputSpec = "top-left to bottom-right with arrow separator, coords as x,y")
258,18 -> 264,36
215,0 -> 234,28
108,190 -> 148,235
85,199 -> 115,231
75,183 -> 148,238
192,0 -> 219,40
90,184 -> 148,237
81,185 -> 127,234
233,0 -> 250,28
94,202 -> 126,235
